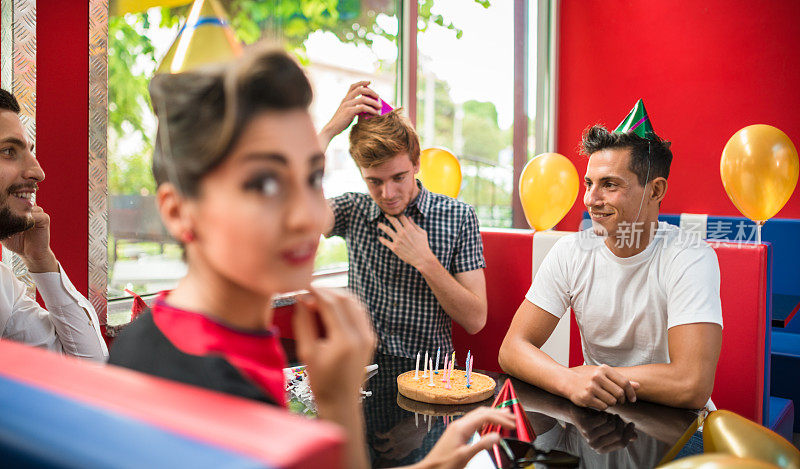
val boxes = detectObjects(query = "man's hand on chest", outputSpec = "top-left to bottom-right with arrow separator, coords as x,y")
377,214 -> 438,272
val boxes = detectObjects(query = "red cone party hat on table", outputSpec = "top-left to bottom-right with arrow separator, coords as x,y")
124,289 -> 149,322
481,379 -> 535,467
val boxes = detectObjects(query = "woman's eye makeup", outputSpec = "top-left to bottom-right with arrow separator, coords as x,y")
244,173 -> 281,196
243,166 -> 325,196
309,169 -> 324,190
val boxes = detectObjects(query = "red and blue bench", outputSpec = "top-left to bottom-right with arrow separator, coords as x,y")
0,340 -> 343,468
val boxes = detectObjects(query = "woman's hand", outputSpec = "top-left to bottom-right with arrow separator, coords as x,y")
411,407 -> 516,469
292,286 -> 376,469
293,286 -> 376,405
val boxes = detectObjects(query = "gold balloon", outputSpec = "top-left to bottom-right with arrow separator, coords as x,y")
720,125 -> 799,222
658,454 -> 779,468
418,148 -> 462,198
518,153 -> 579,231
704,410 -> 800,468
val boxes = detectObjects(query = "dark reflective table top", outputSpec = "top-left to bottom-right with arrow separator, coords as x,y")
284,341 -> 701,468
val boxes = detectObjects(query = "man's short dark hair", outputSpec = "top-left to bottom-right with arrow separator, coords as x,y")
580,125 -> 672,186
0,89 -> 21,113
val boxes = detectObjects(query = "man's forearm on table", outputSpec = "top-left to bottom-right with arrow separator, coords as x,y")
616,363 -> 710,409
499,338 -> 573,400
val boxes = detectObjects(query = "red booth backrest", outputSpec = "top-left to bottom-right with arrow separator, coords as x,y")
273,303 -> 296,339
709,242 -> 769,423
452,229 -> 534,373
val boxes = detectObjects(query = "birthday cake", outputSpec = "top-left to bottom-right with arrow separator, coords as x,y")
397,369 -> 496,405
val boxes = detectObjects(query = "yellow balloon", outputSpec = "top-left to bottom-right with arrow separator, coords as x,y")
418,148 -> 462,198
720,125 -> 799,222
703,410 -> 800,468
658,454 -> 779,468
519,153 -> 579,231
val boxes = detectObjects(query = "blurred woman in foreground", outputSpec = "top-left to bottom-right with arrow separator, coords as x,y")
109,43 -> 513,469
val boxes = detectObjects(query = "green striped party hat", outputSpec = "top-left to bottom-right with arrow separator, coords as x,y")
614,99 -> 655,138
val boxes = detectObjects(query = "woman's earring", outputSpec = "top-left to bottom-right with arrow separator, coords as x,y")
181,230 -> 196,243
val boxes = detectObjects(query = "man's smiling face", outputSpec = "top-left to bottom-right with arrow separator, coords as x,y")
0,109 -> 43,239
583,147 -> 646,239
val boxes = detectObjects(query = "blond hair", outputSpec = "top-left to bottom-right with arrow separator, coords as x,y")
348,109 -> 420,168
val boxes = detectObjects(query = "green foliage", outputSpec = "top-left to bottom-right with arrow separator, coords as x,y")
461,173 -> 510,204
416,73 -> 455,149
461,173 -> 512,227
108,145 -> 156,195
415,78 -> 512,227
418,0 -> 480,39
461,99 -> 508,164
108,14 -> 159,197
108,15 -> 156,140
314,236 -> 348,270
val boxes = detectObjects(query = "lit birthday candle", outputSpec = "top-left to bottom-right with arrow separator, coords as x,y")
428,359 -> 435,386
414,351 -> 420,380
434,347 -> 440,374
445,358 -> 453,389
441,354 -> 449,382
423,350 -> 429,377
465,350 -> 471,377
466,355 -> 473,388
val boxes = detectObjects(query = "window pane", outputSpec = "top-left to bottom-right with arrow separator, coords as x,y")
107,2 -> 400,311
107,11 -> 183,316
416,0 -> 515,228
298,3 -> 399,272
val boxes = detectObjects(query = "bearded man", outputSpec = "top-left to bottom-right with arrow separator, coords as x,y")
0,89 -> 107,362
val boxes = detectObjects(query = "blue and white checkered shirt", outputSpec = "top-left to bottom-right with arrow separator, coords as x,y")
328,181 -> 485,358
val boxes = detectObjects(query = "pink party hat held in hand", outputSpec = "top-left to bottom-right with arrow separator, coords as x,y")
358,97 -> 394,120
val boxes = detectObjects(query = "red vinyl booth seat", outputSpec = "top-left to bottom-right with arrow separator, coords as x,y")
273,303 -> 296,339
709,241 -> 769,423
452,229 -> 534,373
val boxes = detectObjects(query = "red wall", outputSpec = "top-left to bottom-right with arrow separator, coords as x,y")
36,5 -> 90,293
557,0 -> 800,230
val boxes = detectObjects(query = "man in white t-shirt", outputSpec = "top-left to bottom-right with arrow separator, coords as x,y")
499,110 -> 722,410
